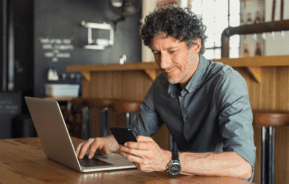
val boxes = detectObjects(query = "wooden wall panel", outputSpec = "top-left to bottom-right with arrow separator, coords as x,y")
276,67 -> 289,110
253,126 -> 262,183
275,127 -> 289,183
236,66 -> 289,184
82,79 -> 91,97
85,71 -> 153,101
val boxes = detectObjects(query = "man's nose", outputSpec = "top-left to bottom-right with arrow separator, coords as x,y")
159,53 -> 172,70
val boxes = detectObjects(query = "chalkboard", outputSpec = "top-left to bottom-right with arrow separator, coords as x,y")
0,92 -> 21,139
33,0 -> 142,97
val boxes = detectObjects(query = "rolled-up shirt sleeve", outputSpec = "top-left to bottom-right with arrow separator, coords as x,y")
217,69 -> 256,181
130,81 -> 164,137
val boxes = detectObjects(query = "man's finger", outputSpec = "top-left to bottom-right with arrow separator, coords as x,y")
88,140 -> 109,158
102,144 -> 110,155
125,141 -> 153,150
136,135 -> 153,142
119,149 -> 143,163
78,138 -> 95,159
76,142 -> 84,156
119,144 -> 151,159
87,141 -> 102,159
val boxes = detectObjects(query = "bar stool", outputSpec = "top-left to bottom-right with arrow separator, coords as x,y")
71,98 -> 90,140
112,100 -> 142,128
253,110 -> 289,184
86,98 -> 115,137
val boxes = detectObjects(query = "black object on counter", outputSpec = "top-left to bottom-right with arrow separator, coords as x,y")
11,114 -> 37,138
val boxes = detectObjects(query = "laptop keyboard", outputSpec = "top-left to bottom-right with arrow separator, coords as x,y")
79,155 -> 113,167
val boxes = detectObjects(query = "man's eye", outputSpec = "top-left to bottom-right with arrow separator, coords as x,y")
153,52 -> 160,55
169,51 -> 177,53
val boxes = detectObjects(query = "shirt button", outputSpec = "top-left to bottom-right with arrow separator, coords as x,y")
184,117 -> 189,121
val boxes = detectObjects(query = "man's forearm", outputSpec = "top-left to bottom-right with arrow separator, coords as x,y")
178,151 -> 252,179
102,135 -> 119,152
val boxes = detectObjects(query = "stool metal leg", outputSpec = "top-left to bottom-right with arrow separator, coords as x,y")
261,126 -> 268,184
269,126 -> 275,184
104,108 -> 109,136
100,107 -> 109,137
82,106 -> 90,140
126,112 -> 130,128
268,126 -> 272,184
261,126 -> 275,184
126,112 -> 136,128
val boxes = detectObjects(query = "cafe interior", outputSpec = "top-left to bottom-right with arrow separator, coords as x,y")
1,0 -> 289,183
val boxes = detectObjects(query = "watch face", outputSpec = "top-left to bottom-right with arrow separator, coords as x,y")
169,163 -> 181,175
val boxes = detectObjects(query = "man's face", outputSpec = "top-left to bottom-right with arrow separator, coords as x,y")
150,32 -> 201,88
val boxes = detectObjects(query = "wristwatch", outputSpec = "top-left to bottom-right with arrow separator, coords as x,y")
167,151 -> 181,175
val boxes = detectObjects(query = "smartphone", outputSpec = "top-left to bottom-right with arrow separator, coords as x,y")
110,127 -> 137,145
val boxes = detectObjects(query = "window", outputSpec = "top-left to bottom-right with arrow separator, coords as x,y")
190,0 -> 241,59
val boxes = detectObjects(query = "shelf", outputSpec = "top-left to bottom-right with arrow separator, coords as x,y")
216,55 -> 289,67
67,62 -> 159,81
66,55 -> 289,83
217,55 -> 289,83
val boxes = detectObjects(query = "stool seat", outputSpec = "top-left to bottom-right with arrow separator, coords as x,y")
113,100 -> 142,113
71,97 -> 89,107
253,110 -> 289,127
113,100 -> 142,128
87,98 -> 115,109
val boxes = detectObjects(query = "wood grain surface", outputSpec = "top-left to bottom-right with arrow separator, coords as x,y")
236,66 -> 289,184
0,137 -> 253,184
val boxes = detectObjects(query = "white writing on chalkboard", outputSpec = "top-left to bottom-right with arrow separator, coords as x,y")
39,37 -> 74,62
0,100 -> 19,114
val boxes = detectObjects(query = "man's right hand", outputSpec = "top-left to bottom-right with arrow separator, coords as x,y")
76,137 -> 110,159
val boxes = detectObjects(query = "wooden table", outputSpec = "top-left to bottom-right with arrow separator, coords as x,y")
0,137 -> 253,183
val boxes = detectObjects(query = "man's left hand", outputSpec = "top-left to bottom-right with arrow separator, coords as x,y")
119,136 -> 171,172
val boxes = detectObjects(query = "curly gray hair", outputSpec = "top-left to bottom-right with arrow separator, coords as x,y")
140,5 -> 208,55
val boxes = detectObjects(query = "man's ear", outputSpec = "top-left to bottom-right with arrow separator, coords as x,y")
191,38 -> 202,54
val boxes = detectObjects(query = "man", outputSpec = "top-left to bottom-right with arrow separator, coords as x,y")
76,5 -> 256,182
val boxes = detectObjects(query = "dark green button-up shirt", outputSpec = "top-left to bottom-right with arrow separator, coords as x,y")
130,55 -> 256,182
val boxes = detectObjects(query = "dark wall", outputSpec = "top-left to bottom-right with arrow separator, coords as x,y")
34,0 -> 142,96
0,1 -> 5,92
13,0 -> 34,96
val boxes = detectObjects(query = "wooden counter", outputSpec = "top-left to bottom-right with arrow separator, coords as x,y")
67,55 -> 289,73
67,55 -> 289,83
0,137 -> 252,184
67,55 -> 289,184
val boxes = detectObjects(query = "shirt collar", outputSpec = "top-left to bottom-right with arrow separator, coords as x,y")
168,82 -> 182,98
167,55 -> 209,98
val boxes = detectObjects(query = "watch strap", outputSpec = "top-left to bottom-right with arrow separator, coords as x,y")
172,151 -> 179,161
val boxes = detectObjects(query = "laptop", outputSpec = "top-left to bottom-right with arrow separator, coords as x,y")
24,96 -> 136,172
